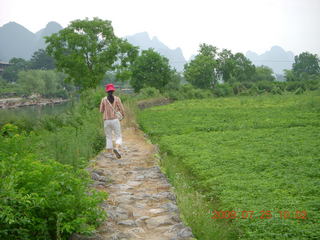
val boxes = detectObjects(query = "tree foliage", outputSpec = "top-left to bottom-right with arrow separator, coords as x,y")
130,48 -> 173,92
29,49 -> 55,70
253,66 -> 275,82
184,44 -> 256,88
17,70 -> 71,98
285,52 -> 320,82
45,18 -> 138,90
231,53 -> 256,82
184,44 -> 218,88
292,52 -> 320,76
2,58 -> 30,82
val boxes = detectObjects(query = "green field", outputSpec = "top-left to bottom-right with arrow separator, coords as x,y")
138,93 -> 320,240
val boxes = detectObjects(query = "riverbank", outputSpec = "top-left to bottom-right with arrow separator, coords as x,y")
0,97 -> 69,109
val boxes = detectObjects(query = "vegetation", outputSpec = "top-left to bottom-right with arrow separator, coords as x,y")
1,16 -> 320,240
45,17 -> 138,90
138,92 -> 320,240
184,44 -> 218,88
284,52 -> 320,83
130,48 -> 177,92
29,49 -> 56,70
0,89 -> 108,240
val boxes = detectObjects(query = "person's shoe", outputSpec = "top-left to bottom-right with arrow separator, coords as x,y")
113,149 -> 121,159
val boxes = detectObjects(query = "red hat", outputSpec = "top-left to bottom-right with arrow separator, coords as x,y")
105,84 -> 116,92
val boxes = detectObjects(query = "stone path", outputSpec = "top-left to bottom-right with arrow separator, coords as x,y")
87,127 -> 194,240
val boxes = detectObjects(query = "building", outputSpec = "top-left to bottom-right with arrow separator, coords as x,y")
0,61 -> 10,74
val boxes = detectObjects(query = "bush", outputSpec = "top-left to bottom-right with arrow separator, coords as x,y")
0,89 -> 108,239
304,79 -> 320,91
255,81 -> 274,92
285,81 -> 306,92
232,82 -> 247,95
138,87 -> 161,99
213,84 -> 234,97
0,132 -> 106,240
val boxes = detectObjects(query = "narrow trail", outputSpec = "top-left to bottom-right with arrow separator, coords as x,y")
88,127 -> 194,240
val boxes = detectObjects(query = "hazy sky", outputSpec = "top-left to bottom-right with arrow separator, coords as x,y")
1,0 -> 319,59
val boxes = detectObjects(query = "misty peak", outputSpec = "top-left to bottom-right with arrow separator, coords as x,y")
0,21 -> 33,34
270,45 -> 284,52
128,32 -> 150,42
246,45 -> 295,74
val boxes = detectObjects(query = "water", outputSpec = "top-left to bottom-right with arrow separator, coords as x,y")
0,101 -> 72,128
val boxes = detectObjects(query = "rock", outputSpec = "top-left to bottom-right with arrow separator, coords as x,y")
145,215 -> 174,228
108,231 -> 131,240
135,216 -> 150,227
126,180 -> 142,187
155,192 -> 176,201
171,215 -> 181,222
117,220 -> 136,227
137,216 -> 150,221
178,228 -> 194,238
134,175 -> 145,180
114,195 -> 134,204
133,167 -> 148,171
135,202 -> 147,209
161,202 -> 179,212
149,208 -> 167,214
127,227 -> 145,234
91,172 -> 109,182
111,184 -> 133,191
108,207 -> 129,221
116,191 -> 133,196
92,169 -> 104,176
98,222 -> 115,234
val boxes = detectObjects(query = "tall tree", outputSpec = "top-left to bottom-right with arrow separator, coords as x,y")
231,53 -> 256,82
292,52 -> 320,76
184,44 -> 218,88
130,48 -> 173,92
217,49 -> 235,83
253,66 -> 275,82
2,58 -> 30,82
29,49 -> 55,70
45,18 -> 138,90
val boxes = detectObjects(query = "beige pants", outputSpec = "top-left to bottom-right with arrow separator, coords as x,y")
104,119 -> 122,149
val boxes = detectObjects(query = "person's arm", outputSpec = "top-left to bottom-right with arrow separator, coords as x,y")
99,98 -> 105,113
117,97 -> 125,118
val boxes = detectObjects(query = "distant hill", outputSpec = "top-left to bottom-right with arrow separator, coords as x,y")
0,22 -> 36,61
35,22 -> 63,50
0,22 -> 187,72
246,46 -> 295,74
0,21 -> 63,62
125,32 -> 186,72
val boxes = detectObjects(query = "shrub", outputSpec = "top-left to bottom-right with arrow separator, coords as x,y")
0,89 -> 108,239
285,81 -> 306,92
232,82 -> 247,95
255,81 -> 274,92
212,84 -> 234,97
138,87 -> 161,99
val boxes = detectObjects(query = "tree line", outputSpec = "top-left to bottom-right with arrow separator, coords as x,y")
0,49 -> 74,98
1,17 -> 319,98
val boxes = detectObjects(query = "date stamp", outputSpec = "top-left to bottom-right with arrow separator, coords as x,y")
211,210 -> 307,220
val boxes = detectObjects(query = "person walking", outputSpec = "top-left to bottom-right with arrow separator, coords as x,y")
99,84 -> 125,159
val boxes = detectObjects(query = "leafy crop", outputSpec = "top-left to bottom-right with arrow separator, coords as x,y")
138,92 -> 320,239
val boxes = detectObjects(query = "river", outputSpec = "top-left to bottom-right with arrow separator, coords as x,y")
0,101 -> 72,127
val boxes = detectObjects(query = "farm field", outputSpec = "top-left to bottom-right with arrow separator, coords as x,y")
138,93 -> 320,239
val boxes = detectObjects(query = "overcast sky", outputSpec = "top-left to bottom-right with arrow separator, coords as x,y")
1,0 -> 319,59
